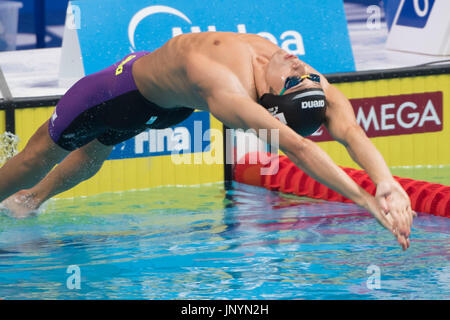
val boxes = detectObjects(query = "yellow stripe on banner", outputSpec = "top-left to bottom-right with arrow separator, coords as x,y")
15,107 -> 54,151
14,107 -> 224,198
317,74 -> 450,169
0,110 -> 5,133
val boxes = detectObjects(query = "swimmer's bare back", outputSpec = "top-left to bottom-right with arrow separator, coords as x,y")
132,32 -> 318,112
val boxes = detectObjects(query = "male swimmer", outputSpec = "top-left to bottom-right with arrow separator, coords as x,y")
0,32 -> 414,250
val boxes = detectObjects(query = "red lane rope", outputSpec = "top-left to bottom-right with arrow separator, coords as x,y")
234,152 -> 450,218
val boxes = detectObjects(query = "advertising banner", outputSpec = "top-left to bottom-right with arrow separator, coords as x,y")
71,0 -> 355,75
310,91 -> 443,142
386,0 -> 450,56
109,111 -> 211,160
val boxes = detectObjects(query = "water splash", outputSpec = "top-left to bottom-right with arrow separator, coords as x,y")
0,132 -> 19,167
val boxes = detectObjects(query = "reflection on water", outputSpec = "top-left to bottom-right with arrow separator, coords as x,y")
0,182 -> 449,299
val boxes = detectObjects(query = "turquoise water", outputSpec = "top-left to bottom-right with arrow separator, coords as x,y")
0,182 -> 449,300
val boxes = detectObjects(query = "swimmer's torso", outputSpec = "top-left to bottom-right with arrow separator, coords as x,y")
132,32 -> 281,111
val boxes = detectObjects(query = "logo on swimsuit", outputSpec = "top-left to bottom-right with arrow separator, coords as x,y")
51,110 -> 58,125
301,100 -> 325,109
115,55 -> 137,75
127,5 -> 305,56
146,116 -> 158,125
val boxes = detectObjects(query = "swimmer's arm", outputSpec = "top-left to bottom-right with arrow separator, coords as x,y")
322,85 -> 395,185
298,66 -> 397,186
188,55 -> 388,227
323,84 -> 413,244
206,90 -> 388,220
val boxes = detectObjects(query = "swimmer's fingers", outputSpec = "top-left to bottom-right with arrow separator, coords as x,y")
385,201 -> 408,237
365,196 -> 409,251
394,182 -> 415,235
399,203 -> 415,239
398,235 -> 408,251
368,197 -> 395,231
390,222 -> 409,251
368,205 -> 410,251
385,212 -> 410,251
397,205 -> 411,238
404,205 -> 415,237
379,182 -> 412,238
372,189 -> 410,251
375,192 -> 389,214
396,233 -> 409,251
393,196 -> 410,231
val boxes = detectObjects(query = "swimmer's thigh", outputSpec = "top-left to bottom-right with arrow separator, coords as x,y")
22,120 -> 70,164
97,127 -> 146,147
49,103 -> 108,151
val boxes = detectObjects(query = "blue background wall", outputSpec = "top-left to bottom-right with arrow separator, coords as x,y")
13,0 -> 387,50
16,0 -> 69,49
18,0 -> 69,13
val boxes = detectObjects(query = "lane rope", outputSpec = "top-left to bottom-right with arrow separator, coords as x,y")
234,152 -> 450,217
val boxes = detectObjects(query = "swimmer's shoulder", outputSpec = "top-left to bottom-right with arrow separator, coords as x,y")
154,32 -> 270,70
181,34 -> 254,86
169,32 -> 251,55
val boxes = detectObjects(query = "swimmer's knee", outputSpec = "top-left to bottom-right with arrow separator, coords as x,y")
82,139 -> 113,160
74,141 -> 112,181
20,149 -> 57,170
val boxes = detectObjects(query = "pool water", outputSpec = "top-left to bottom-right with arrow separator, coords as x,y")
390,165 -> 450,186
0,182 -> 449,300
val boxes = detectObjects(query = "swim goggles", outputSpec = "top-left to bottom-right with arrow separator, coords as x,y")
280,74 -> 321,95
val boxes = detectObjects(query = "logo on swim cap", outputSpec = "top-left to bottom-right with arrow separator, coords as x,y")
301,100 -> 325,109
259,87 -> 327,137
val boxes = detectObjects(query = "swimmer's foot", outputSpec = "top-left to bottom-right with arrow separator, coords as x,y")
0,190 -> 41,219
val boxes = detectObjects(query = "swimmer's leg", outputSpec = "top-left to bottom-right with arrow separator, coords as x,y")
0,120 -> 69,204
2,139 -> 113,218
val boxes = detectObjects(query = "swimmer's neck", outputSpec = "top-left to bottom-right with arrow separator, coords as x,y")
252,55 -> 272,100
247,37 -> 280,99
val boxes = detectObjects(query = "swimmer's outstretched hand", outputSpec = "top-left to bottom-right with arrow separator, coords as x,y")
363,194 -> 409,251
375,180 -> 416,251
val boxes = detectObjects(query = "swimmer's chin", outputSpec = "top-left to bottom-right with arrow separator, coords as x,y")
0,191 -> 42,219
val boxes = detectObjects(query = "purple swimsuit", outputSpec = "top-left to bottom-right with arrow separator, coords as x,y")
48,51 -> 193,151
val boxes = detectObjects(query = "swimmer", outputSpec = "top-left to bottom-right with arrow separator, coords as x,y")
0,32 -> 414,249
